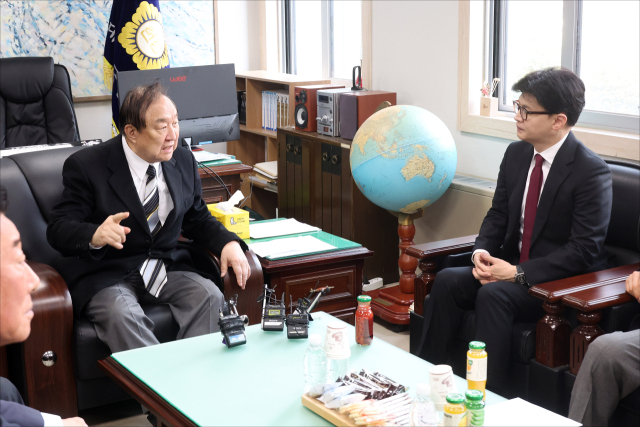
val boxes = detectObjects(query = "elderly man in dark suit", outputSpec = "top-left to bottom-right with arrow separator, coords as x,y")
1,188 -> 86,427
417,67 -> 613,395
46,82 -> 250,353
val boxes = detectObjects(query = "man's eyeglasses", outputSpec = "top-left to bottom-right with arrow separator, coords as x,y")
513,100 -> 550,121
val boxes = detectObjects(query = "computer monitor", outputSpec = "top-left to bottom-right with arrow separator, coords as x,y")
117,64 -> 240,146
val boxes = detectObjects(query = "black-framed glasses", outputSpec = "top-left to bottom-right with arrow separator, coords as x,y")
513,100 -> 550,121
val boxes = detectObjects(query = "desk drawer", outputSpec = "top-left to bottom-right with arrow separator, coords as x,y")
283,266 -> 356,311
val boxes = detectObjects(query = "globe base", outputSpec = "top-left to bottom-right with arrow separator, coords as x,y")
363,209 -> 423,326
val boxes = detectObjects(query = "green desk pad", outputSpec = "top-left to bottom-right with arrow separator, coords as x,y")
243,218 -> 362,260
112,313 -> 507,426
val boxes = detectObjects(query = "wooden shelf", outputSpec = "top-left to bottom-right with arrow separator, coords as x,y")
239,124 -> 277,138
233,71 -> 331,219
236,70 -> 327,85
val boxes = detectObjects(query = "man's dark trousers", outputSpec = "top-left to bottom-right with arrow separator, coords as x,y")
419,266 -> 544,394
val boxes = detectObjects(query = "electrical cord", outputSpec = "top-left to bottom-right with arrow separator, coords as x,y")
196,161 -> 232,198
239,174 -> 253,208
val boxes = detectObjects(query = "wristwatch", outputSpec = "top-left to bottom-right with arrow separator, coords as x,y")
515,265 -> 529,287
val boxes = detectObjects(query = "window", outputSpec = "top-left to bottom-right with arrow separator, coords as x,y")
490,0 -> 639,131
282,0 -> 362,80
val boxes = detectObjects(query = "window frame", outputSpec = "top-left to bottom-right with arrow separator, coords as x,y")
491,0 -> 639,132
280,0 -> 363,81
457,0 -> 639,161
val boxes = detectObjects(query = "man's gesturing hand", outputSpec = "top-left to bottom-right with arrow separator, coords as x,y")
90,212 -> 131,250
625,271 -> 640,302
220,241 -> 250,289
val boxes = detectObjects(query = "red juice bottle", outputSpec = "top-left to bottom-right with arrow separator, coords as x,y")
355,295 -> 374,345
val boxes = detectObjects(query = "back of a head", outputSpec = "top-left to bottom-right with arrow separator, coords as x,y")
512,67 -> 585,127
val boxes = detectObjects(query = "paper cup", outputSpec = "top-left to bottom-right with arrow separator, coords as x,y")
324,322 -> 351,359
429,364 -> 457,411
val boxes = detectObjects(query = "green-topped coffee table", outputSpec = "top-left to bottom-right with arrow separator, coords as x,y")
99,312 -> 506,426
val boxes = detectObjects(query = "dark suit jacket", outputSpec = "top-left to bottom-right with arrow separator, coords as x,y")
47,136 -> 247,316
0,401 -> 43,427
473,131 -> 613,286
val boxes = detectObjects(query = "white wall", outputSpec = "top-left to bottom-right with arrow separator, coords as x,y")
372,0 -> 510,181
74,0 -> 261,141
74,100 -> 112,142
216,0 -> 261,72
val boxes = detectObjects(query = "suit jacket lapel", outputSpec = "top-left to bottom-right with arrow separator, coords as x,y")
161,156 -> 182,230
530,131 -> 577,246
107,136 -> 149,233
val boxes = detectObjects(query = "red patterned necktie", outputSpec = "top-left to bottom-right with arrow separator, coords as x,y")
520,154 -> 544,263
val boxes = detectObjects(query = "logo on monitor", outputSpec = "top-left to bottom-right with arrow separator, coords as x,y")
170,76 -> 186,82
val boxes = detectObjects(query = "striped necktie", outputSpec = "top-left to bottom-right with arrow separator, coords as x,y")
139,165 -> 167,297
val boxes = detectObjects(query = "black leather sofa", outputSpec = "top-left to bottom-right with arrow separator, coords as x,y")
408,158 -> 639,422
1,146 -> 264,416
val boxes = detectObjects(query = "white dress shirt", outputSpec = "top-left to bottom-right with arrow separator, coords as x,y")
89,140 -> 174,250
121,138 -> 174,225
473,132 -> 569,264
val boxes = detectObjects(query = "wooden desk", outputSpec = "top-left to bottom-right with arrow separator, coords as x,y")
198,163 -> 252,205
259,247 -> 374,325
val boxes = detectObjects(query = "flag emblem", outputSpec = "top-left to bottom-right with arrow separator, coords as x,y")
117,1 -> 169,70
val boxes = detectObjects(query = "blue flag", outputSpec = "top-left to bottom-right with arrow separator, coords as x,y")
103,0 -> 170,136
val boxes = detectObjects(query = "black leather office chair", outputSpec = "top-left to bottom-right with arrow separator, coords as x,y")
0,56 -> 80,148
0,147 -> 264,416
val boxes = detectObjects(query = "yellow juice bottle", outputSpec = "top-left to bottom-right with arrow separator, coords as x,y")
443,393 -> 466,427
466,341 -> 487,400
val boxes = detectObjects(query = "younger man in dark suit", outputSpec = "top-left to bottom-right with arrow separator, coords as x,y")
47,83 -> 250,353
417,68 -> 613,394
1,188 -> 86,427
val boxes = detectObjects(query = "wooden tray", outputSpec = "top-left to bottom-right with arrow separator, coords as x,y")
301,393 -> 357,426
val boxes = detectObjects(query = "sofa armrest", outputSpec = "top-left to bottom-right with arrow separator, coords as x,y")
18,261 -> 78,417
406,234 -> 478,260
177,243 -> 264,326
528,262 -> 639,370
529,263 -> 640,304
406,235 -> 477,315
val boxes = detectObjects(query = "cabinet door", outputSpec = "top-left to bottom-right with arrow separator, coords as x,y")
320,144 -> 352,239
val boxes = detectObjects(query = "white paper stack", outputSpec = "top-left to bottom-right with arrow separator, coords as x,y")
249,218 -> 319,239
191,151 -> 234,163
248,235 -> 336,259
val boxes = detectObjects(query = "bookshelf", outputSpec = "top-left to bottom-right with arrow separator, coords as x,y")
230,71 -> 330,219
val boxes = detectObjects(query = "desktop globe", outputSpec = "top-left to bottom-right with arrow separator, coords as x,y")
349,105 -> 457,214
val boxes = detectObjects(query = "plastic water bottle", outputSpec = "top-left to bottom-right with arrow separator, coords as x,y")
327,357 -> 349,382
410,383 -> 437,426
303,334 -> 328,392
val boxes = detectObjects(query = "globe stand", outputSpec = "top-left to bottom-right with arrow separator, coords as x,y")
366,209 -> 423,327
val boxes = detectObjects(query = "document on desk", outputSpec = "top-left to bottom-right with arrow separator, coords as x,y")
249,218 -> 320,239
248,235 -> 336,259
484,398 -> 581,426
191,150 -> 234,163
